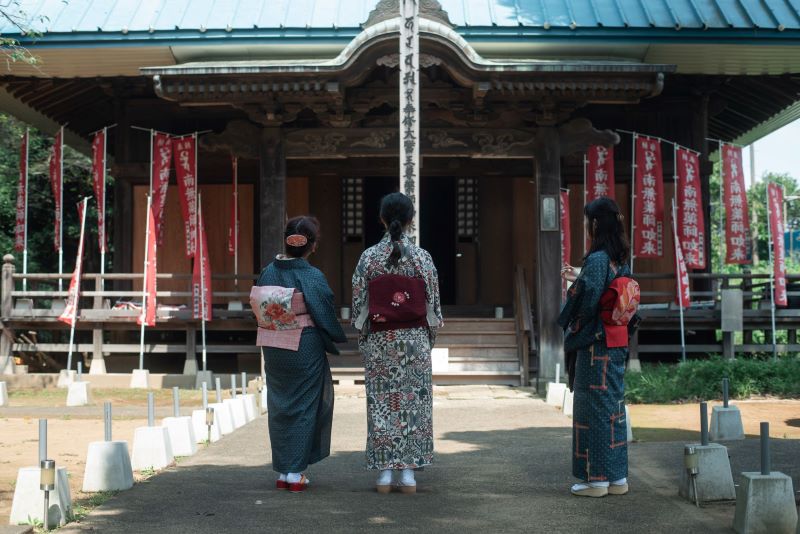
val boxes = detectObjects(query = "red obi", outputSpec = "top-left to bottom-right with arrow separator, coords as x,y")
368,274 -> 427,332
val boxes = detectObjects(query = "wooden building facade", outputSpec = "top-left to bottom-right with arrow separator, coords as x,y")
2,0 -> 800,381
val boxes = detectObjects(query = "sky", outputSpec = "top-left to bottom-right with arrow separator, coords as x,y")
742,118 -> 800,187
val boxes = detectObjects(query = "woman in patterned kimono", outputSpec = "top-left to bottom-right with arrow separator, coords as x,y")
351,192 -> 443,494
559,197 -> 630,498
255,216 -> 347,493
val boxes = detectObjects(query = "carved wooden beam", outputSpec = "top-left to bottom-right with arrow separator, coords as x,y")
201,119 -> 261,159
558,118 -> 620,156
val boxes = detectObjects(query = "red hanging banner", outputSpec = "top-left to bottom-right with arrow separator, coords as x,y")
137,201 -> 158,327
633,135 -> 664,258
91,129 -> 107,253
151,132 -> 172,247
193,203 -> 213,321
173,135 -> 197,258
768,183 -> 788,307
676,147 -> 706,269
673,210 -> 691,309
560,190 -> 571,300
721,144 -> 752,264
585,145 -> 616,202
58,199 -> 89,326
228,155 -> 238,256
49,128 -> 63,252
14,130 -> 27,252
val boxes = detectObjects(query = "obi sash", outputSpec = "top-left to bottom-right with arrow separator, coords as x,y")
250,286 -> 315,351
367,274 -> 427,332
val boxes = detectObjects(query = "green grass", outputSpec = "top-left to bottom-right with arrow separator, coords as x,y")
71,490 -> 119,523
625,355 -> 800,404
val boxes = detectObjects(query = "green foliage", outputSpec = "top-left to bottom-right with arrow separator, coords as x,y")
625,356 -> 800,403
0,114 -> 112,276
0,2 -> 51,68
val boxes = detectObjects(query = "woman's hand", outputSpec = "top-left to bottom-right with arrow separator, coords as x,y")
561,264 -> 579,282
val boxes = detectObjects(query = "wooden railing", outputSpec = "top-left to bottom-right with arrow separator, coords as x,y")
513,265 -> 537,388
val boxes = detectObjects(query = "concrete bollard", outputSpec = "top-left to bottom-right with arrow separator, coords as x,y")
82,405 -> 134,492
223,396 -> 247,428
733,423 -> 798,534
259,379 -> 268,414
625,405 -> 634,443
679,402 -> 736,504
191,383 -> 220,443
215,377 -> 223,403
0,380 -> 8,406
10,419 -> 73,525
129,368 -> 150,389
56,369 -> 76,388
131,393 -> 174,470
161,417 -> 197,457
66,381 -> 91,407
242,393 -> 257,422
711,377 -> 745,441
546,364 -> 567,407
562,389 -> 574,417
208,402 -> 235,435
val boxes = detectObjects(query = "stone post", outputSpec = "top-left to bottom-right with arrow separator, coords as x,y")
1,254 -> 17,374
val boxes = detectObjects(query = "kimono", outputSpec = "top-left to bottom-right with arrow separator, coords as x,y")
257,257 -> 347,474
352,234 -> 443,470
558,250 -> 628,484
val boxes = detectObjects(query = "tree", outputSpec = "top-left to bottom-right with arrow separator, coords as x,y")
0,1 -> 51,68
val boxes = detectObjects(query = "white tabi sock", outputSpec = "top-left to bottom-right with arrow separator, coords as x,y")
278,473 -> 287,482
287,472 -> 305,484
399,468 -> 416,486
611,478 -> 627,486
572,481 -> 609,491
376,470 -> 392,486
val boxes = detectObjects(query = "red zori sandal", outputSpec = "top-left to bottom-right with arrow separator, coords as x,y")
276,479 -> 289,490
288,475 -> 309,493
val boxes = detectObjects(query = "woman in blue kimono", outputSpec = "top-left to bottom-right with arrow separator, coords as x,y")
254,216 -> 347,493
559,197 -> 630,498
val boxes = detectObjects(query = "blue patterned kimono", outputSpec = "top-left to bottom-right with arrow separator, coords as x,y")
257,257 -> 347,474
558,250 -> 628,484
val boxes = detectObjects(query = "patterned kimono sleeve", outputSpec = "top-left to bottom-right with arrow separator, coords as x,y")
420,250 -> 443,345
558,253 -> 607,332
351,254 -> 369,334
304,271 -> 347,346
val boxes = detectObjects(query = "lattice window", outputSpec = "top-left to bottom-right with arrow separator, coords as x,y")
342,177 -> 364,242
457,177 -> 479,240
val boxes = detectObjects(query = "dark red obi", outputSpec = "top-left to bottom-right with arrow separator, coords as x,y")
368,274 -> 427,332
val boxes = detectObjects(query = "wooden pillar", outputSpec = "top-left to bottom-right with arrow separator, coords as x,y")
534,127 -> 563,381
691,93 -> 712,288
112,102 -> 133,288
1,254 -> 16,374
258,129 -> 287,268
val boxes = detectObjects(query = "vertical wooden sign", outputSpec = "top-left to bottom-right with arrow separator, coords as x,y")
400,0 -> 420,243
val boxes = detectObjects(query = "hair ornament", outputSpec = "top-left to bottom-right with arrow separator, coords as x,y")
286,234 -> 308,247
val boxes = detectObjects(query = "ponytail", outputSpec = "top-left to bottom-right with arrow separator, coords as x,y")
380,192 -> 415,267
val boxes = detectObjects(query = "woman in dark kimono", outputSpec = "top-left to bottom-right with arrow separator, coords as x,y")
351,193 -> 443,494
254,216 -> 346,493
559,197 -> 631,498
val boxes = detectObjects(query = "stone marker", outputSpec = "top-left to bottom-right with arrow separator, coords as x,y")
129,368 -> 150,389
66,381 -> 91,407
546,363 -> 567,407
562,389 -> 574,417
679,403 -> 736,504
131,393 -> 174,470
711,378 -> 745,441
0,380 -> 8,406
733,423 -> 798,534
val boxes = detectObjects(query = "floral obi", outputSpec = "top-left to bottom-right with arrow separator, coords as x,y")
249,285 -> 315,351
367,274 -> 427,332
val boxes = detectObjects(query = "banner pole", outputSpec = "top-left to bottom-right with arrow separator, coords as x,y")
198,194 -> 208,372
233,155 -> 239,291
100,126 -> 107,292
766,186 -> 778,361
138,195 -> 152,370
672,198 -> 687,363
583,153 -> 587,255
23,127 -> 29,292
66,198 -> 89,372
630,133 -> 637,272
58,126 -> 64,292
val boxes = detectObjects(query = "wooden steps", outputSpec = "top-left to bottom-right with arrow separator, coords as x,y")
330,317 -> 521,386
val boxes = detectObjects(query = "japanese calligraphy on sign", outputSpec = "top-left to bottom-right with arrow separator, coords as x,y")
585,145 -> 615,251
49,128 -> 63,252
722,144 -> 752,264
173,135 -> 198,258
151,132 -> 173,247
675,147 -> 706,269
633,136 -> 664,258
767,183 -> 788,307
399,0 -> 420,243
91,129 -> 107,254
14,130 -> 27,253
560,191 -> 571,302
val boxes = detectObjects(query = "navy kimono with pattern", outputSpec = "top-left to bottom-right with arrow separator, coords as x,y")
257,257 -> 347,474
558,250 -> 629,484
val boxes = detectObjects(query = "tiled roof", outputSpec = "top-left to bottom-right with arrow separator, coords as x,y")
2,0 -> 800,37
